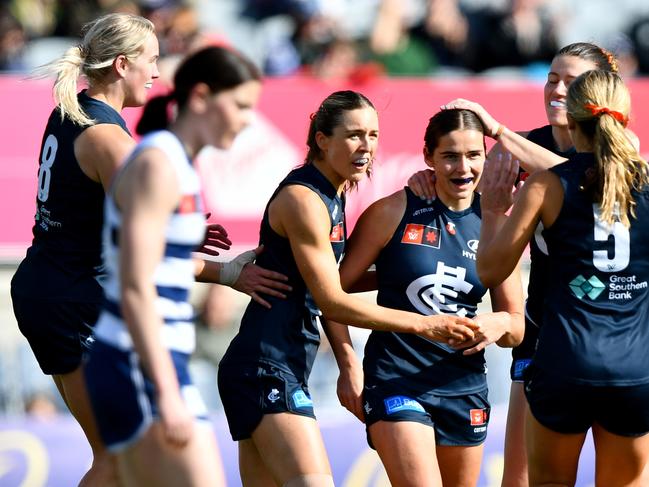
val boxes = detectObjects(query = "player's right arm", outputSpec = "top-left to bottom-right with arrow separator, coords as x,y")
270,184 -> 479,342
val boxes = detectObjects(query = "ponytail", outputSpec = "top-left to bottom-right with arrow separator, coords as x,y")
30,13 -> 155,127
593,113 -> 648,226
567,70 -> 649,227
32,45 -> 93,126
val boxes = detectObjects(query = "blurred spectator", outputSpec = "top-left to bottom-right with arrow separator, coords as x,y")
368,0 -> 437,76
101,0 -> 141,16
0,7 -> 26,71
465,0 -> 559,72
241,0 -> 318,22
604,32 -> 639,78
9,0 -> 57,38
160,3 -> 200,55
629,15 -> 649,75
24,392 -> 59,420
50,0 -> 101,37
307,37 -> 383,83
412,0 -> 472,68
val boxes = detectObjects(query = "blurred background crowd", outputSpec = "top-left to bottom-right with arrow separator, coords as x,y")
1,0 -> 649,420
1,0 -> 649,80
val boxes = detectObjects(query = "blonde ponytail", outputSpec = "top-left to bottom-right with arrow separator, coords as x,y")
567,70 -> 649,227
595,115 -> 648,226
30,13 -> 155,127
53,45 -> 92,126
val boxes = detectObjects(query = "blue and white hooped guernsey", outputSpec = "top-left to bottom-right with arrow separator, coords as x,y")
94,130 -> 205,355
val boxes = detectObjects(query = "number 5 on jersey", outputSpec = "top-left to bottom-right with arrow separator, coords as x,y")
592,204 -> 630,272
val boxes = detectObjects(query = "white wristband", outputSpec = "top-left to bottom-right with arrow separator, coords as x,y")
219,249 -> 257,286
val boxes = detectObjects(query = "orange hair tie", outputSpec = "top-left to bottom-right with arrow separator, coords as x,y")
601,48 -> 619,73
583,103 -> 628,126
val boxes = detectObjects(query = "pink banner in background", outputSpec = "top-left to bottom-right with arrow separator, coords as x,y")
2,75 -> 649,257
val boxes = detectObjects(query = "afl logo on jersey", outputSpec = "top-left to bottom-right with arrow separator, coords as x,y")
467,240 -> 479,252
470,408 -> 487,426
330,222 -> 344,242
401,223 -> 440,249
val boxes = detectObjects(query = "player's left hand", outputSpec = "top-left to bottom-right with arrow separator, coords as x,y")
197,216 -> 232,256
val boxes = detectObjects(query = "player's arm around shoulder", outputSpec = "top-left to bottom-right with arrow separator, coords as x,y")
75,123 -> 136,192
340,189 -> 406,291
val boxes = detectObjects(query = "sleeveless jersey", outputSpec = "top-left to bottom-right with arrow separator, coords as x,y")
13,90 -> 129,302
525,125 -> 575,325
536,153 -> 649,385
220,163 -> 346,382
93,131 -> 205,356
364,189 -> 488,396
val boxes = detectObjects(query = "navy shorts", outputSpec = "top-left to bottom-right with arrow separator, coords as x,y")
524,363 -> 649,437
84,340 -> 209,452
510,316 -> 539,382
11,291 -> 99,375
218,362 -> 316,441
363,383 -> 490,447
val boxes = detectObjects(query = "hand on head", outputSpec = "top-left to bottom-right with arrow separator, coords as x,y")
441,99 -> 502,139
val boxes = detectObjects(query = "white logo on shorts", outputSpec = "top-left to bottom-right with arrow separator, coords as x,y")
364,402 -> 372,414
268,388 -> 280,403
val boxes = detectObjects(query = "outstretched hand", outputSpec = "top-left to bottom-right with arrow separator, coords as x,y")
197,215 -> 232,256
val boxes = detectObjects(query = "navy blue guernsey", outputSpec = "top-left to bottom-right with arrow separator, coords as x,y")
13,91 -> 129,302
524,125 -> 575,325
536,153 -> 649,385
364,188 -> 488,396
220,163 -> 346,382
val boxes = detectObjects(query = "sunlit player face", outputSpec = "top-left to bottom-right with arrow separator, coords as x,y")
122,32 -> 160,108
426,129 -> 485,211
544,55 -> 597,128
316,107 -> 379,189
